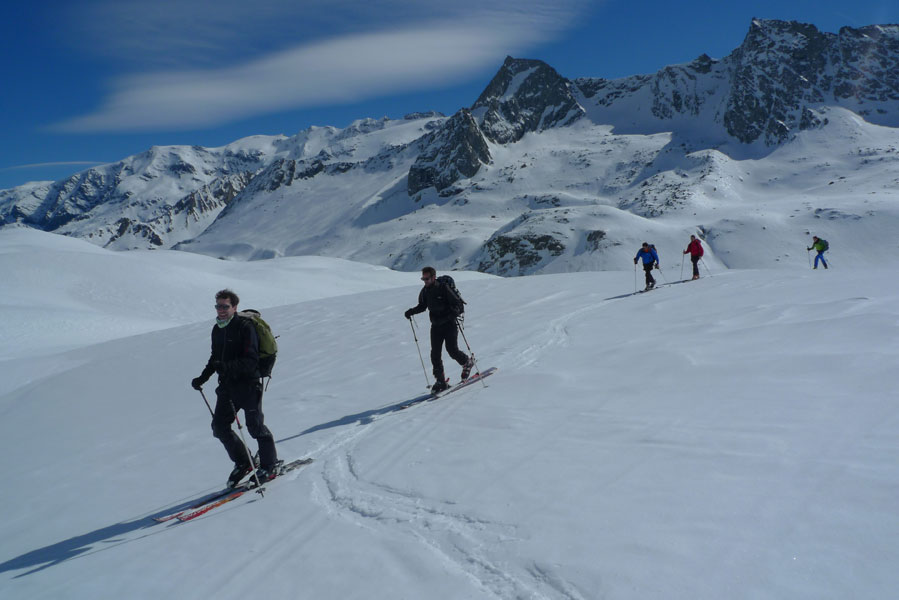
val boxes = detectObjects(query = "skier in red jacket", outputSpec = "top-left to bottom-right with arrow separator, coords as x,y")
683,235 -> 704,280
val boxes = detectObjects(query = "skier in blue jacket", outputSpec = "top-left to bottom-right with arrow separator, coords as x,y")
634,243 -> 660,290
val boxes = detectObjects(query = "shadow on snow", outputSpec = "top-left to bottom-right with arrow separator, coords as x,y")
276,391 -> 433,443
0,389 -> 434,578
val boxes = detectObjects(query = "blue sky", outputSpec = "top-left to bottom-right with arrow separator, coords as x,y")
2,0 -> 897,190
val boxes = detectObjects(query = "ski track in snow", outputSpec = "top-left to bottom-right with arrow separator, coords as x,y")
296,284 -> 697,598
299,371 -> 588,599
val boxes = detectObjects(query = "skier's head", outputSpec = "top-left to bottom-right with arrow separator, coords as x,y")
214,289 -> 239,319
421,266 -> 437,286
642,242 -> 649,250
690,235 -> 696,241
812,235 -> 819,241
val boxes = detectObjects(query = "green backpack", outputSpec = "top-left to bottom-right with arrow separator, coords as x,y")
239,309 -> 278,378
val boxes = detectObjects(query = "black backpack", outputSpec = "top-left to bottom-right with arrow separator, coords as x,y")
437,275 -> 466,316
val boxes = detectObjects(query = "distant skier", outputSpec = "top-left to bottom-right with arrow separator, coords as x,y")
634,243 -> 660,290
191,289 -> 279,487
807,236 -> 829,269
683,235 -> 704,280
404,267 -> 474,393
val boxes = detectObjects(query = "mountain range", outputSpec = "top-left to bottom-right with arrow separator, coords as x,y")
2,18 -> 898,275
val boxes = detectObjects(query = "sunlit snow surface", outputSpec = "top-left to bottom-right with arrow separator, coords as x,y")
0,228 -> 897,599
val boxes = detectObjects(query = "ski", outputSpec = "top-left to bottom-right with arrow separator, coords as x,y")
436,367 -> 496,397
400,367 -> 497,409
156,458 -> 314,523
176,489 -> 248,522
153,485 -> 250,523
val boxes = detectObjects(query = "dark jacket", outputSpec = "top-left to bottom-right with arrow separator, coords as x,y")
200,316 -> 260,384
407,281 -> 462,326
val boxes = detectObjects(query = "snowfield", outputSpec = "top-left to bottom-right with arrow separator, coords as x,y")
0,228 -> 897,599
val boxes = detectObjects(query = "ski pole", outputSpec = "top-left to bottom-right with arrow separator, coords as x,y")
656,264 -> 668,284
633,262 -> 638,293
200,388 -> 265,495
198,388 -> 215,418
409,316 -> 431,388
701,258 -> 713,277
807,248 -> 812,269
456,318 -> 486,388
227,394 -> 266,495
680,254 -> 685,280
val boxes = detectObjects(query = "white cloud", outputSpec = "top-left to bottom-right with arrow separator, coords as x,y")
52,5 -> 588,132
2,161 -> 104,171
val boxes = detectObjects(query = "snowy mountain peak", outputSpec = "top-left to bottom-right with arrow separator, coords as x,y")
406,56 -> 586,196
472,56 -> 585,144
2,19 -> 899,276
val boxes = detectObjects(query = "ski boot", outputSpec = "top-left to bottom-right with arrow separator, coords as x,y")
254,460 -> 284,485
431,379 -> 449,394
227,458 -> 256,488
461,356 -> 475,381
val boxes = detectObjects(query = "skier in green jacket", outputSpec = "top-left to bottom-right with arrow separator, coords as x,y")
807,236 -> 829,269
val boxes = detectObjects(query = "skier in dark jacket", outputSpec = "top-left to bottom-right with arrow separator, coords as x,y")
807,236 -> 828,269
404,267 -> 474,393
191,289 -> 278,487
683,235 -> 704,280
634,243 -> 660,290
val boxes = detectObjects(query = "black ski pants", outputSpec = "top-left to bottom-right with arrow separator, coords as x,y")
211,379 -> 277,469
430,320 -> 469,381
642,262 -> 656,286
691,255 -> 700,277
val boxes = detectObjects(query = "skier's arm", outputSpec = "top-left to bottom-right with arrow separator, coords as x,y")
404,289 -> 427,318
199,359 -> 216,382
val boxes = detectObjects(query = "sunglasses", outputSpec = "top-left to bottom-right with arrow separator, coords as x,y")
215,304 -> 232,310
421,276 -> 432,281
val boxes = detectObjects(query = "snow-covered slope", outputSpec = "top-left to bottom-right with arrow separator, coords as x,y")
2,19 -> 898,276
1,228 -> 897,599
0,226 -> 490,362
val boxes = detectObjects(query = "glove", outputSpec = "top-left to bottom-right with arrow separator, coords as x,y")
404,309 -> 414,319
191,377 -> 206,390
633,259 -> 638,265
654,263 -> 660,269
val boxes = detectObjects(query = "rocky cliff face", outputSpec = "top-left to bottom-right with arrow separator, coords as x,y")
472,56 -> 585,144
407,57 -> 585,196
575,19 -> 899,145
407,109 -> 491,196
